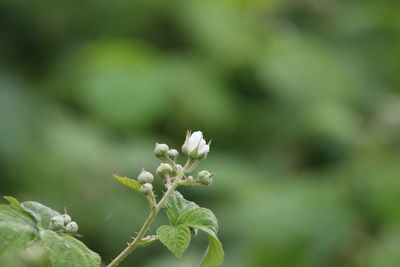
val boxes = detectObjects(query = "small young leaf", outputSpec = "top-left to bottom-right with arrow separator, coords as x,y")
113,174 -> 141,192
3,196 -> 25,213
40,230 -> 101,267
21,201 -> 60,229
165,191 -> 198,225
195,226 -> 224,267
0,205 -> 38,256
177,208 -> 218,234
157,225 -> 191,258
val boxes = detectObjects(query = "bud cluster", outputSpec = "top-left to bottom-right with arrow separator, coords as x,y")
135,131 -> 214,194
51,213 -> 78,234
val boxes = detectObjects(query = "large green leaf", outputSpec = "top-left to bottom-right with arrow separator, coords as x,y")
177,208 -> 218,234
157,225 -> 191,258
0,205 -> 38,256
40,230 -> 101,267
114,174 -> 141,192
165,191 -> 198,225
21,201 -> 60,229
195,226 -> 224,267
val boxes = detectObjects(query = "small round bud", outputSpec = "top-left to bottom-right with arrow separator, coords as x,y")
51,215 -> 65,230
156,163 -> 173,178
137,170 -> 154,184
65,221 -> 79,233
154,143 -> 169,158
198,170 -> 213,186
167,149 -> 179,160
62,214 -> 72,225
140,183 -> 153,194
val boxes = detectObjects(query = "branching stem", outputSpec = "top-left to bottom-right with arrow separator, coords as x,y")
107,159 -> 193,267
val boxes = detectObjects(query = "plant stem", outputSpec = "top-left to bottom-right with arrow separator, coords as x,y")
107,178 -> 180,267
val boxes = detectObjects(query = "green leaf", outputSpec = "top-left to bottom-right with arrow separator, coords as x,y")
3,196 -> 24,213
195,226 -> 224,267
40,230 -> 101,267
114,174 -> 140,192
177,208 -> 218,234
0,205 -> 38,256
165,191 -> 198,225
157,225 -> 191,258
21,201 -> 60,229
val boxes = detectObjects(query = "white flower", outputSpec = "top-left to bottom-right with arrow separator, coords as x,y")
182,131 -> 210,160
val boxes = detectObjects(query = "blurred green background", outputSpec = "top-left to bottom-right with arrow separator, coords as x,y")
1,0 -> 400,266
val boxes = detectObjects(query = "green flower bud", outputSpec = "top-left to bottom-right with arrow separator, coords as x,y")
66,221 -> 79,233
51,215 -> 65,230
62,214 -> 72,225
167,149 -> 179,161
198,170 -> 213,185
137,170 -> 154,184
182,131 -> 210,160
156,163 -> 173,178
154,143 -> 169,158
140,183 -> 153,194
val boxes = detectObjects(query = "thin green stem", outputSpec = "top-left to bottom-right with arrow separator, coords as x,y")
107,169 -> 184,267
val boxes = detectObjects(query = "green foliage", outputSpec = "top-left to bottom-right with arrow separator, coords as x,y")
40,230 -> 101,267
163,191 -> 224,267
0,205 -> 38,256
0,197 -> 100,267
113,174 -> 141,192
165,191 -> 199,225
156,225 -> 191,258
21,201 -> 60,229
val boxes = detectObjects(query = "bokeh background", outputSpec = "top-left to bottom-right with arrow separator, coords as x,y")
1,0 -> 400,266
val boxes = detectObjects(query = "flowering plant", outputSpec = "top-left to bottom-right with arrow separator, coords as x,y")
0,131 -> 224,267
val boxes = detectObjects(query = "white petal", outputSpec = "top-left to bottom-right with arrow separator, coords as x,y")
188,131 -> 203,152
199,144 -> 210,155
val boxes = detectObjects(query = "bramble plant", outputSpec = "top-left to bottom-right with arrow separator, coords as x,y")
0,130 -> 224,267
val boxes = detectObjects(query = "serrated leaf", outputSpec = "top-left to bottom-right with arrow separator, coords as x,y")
0,205 -> 38,256
114,174 -> 140,192
3,196 -> 24,213
157,225 -> 191,258
195,226 -> 224,267
40,230 -> 101,267
165,191 -> 198,225
177,208 -> 218,234
21,201 -> 60,229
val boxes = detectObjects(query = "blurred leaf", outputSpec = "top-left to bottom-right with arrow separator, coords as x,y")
0,205 -> 38,256
75,40 -> 167,128
165,191 -> 198,225
3,196 -> 24,213
40,230 -> 100,267
157,225 -> 191,258
21,201 -> 60,229
113,174 -> 141,192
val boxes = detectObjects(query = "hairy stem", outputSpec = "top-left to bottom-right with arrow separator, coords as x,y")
107,169 -> 184,267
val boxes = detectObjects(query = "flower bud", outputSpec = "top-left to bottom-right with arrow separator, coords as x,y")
66,221 -> 79,233
182,131 -> 210,160
154,143 -> 169,158
62,214 -> 72,225
140,183 -> 153,194
198,170 -> 213,186
156,163 -> 173,178
167,149 -> 179,161
51,215 -> 65,230
137,170 -> 154,184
